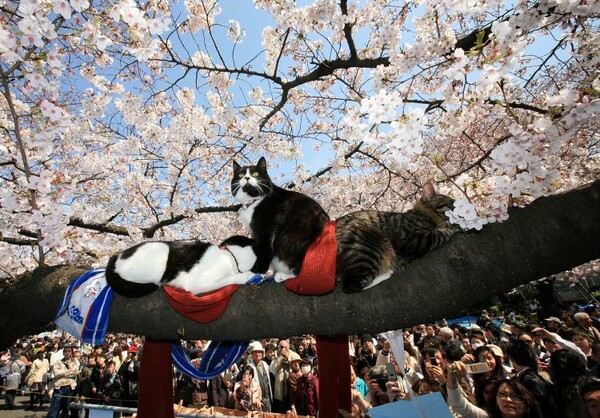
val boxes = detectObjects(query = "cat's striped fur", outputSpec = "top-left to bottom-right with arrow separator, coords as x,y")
335,182 -> 459,292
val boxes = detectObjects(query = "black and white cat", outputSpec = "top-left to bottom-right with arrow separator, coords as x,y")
231,157 -> 330,282
105,235 -> 257,297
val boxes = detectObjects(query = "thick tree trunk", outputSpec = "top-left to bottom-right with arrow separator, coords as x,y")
1,180 -> 599,348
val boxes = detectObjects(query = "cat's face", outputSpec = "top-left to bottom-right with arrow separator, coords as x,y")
231,157 -> 273,204
414,182 -> 455,222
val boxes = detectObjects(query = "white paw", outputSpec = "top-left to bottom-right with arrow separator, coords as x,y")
273,272 -> 296,283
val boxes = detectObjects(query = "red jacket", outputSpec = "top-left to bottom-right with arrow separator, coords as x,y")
294,374 -> 318,416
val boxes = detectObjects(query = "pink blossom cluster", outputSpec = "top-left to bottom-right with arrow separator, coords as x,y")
0,0 -> 598,280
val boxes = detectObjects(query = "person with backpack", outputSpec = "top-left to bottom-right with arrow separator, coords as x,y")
3,354 -> 22,410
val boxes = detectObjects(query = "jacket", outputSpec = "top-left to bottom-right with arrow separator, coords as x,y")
26,357 -> 50,386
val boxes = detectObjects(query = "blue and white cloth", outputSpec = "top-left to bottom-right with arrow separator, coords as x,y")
55,269 -> 113,346
172,341 -> 249,379
55,269 -> 252,379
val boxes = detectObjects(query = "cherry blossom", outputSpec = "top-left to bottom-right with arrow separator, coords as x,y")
359,89 -> 401,125
0,0 -> 598,282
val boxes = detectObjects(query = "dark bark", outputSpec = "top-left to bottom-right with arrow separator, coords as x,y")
1,180 -> 599,348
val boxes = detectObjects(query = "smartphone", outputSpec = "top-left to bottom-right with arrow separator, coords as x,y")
429,357 -> 438,366
386,362 -> 398,381
466,362 -> 490,374
386,362 -> 406,400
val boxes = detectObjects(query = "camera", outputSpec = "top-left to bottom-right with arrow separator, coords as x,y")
465,362 -> 490,374
386,362 -> 398,381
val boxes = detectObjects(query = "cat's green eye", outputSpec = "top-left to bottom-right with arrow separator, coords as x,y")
238,173 -> 244,178
252,172 -> 259,177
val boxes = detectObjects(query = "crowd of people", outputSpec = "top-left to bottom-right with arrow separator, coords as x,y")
3,302 -> 600,417
0,334 -> 142,417
337,303 -> 600,418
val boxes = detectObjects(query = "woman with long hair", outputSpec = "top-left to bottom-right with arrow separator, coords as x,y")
473,345 -> 508,381
474,375 -> 499,412
447,363 -> 542,418
549,348 -> 589,418
488,379 -> 542,418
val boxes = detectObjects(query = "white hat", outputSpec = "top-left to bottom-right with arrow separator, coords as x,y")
289,351 -> 302,363
487,344 -> 504,358
249,341 -> 264,353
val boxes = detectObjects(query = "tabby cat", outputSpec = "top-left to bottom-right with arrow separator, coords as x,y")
105,235 -> 257,297
231,157 -> 330,281
336,181 -> 459,293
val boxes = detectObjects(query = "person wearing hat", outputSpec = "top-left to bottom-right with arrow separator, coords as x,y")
247,341 -> 273,412
510,321 -> 527,337
121,346 -> 141,404
287,351 -> 303,409
544,316 -> 567,336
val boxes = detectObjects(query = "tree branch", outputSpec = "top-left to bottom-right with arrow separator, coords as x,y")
68,217 -> 130,236
1,180 -> 598,347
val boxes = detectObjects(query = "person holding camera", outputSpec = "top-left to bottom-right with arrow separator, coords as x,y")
421,346 -> 448,389
364,364 -> 406,407
355,335 -> 377,374
447,360 -> 544,418
270,339 -> 293,412
234,365 -> 262,413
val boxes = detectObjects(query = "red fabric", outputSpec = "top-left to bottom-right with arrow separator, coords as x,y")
163,284 -> 241,323
281,220 -> 349,417
137,339 -> 175,418
284,220 -> 338,295
163,220 -> 338,323
156,220 -> 344,417
316,335 -> 352,418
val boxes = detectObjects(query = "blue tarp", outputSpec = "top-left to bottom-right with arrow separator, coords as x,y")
369,392 -> 453,418
447,315 -> 502,328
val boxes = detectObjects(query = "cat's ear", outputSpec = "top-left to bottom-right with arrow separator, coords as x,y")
232,160 -> 241,172
257,156 -> 267,171
421,181 -> 437,202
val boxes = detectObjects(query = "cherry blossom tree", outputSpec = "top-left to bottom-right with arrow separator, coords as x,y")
1,0 -> 598,340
